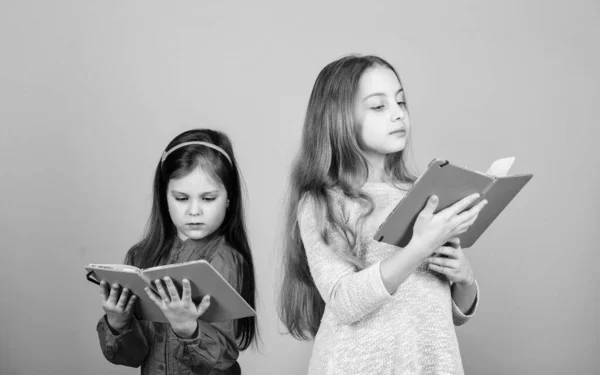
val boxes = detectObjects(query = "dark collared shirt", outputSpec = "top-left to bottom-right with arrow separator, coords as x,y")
97,235 -> 243,375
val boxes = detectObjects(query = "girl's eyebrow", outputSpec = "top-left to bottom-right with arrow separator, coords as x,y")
363,88 -> 404,101
170,190 -> 220,195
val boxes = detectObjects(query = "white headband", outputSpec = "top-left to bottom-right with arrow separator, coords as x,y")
161,141 -> 232,166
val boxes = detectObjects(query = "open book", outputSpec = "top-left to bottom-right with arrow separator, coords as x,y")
374,157 -> 533,248
85,260 -> 256,323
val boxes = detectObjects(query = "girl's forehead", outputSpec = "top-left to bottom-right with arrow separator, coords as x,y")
358,66 -> 402,95
168,166 -> 224,191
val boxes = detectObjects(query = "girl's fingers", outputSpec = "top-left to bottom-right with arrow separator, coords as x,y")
434,246 -> 457,259
455,200 -> 487,224
446,237 -> 460,248
99,281 -> 109,301
145,287 -> 163,306
456,215 -> 477,233
124,295 -> 137,314
163,277 -> 180,302
428,263 -> 452,275
108,284 -> 121,304
419,195 -> 439,217
181,279 -> 192,301
443,193 -> 480,218
154,279 -> 170,302
116,288 -> 129,309
453,210 -> 475,228
471,199 -> 488,213
427,256 -> 459,270
196,295 -> 211,315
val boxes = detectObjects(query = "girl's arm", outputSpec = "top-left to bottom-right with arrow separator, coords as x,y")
96,314 -> 149,367
170,250 -> 241,372
451,280 -> 479,326
424,237 -> 480,325
299,193 -> 485,326
299,196 -> 397,325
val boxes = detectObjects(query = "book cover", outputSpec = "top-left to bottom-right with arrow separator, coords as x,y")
85,260 -> 256,323
374,157 -> 533,248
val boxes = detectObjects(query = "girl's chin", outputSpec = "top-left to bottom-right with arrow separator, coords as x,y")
382,144 -> 406,155
178,228 -> 214,241
391,140 -> 407,151
185,232 -> 209,240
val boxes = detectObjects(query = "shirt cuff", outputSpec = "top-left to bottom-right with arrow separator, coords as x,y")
171,321 -> 202,342
101,314 -> 136,337
452,280 -> 480,326
371,260 -> 394,298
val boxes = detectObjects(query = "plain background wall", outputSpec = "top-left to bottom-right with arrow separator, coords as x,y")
1,0 -> 598,374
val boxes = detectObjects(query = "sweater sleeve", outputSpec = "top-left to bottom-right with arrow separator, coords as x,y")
171,249 -> 241,372
452,280 -> 480,326
298,194 -> 394,325
96,315 -> 149,367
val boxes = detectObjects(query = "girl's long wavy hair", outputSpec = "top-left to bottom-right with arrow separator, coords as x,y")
278,55 -> 417,340
125,128 -> 258,350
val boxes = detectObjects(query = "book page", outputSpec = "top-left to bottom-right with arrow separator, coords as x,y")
142,259 -> 205,272
88,264 -> 141,273
486,157 -> 515,177
140,260 -> 256,322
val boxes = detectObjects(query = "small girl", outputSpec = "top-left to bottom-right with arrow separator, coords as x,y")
279,55 -> 487,375
97,129 -> 258,375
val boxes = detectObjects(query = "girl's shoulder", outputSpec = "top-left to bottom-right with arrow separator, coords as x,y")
298,187 -> 348,216
123,242 -> 145,265
297,186 -> 361,229
299,186 -> 350,207
207,237 -> 244,272
205,237 -> 245,289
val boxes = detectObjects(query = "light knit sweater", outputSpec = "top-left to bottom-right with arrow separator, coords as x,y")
298,182 -> 479,375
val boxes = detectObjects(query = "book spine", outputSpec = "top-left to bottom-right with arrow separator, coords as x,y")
480,178 -> 497,199
138,272 -> 154,287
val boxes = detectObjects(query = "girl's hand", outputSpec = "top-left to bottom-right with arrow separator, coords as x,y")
100,281 -> 137,333
145,277 -> 211,339
426,237 -> 474,285
410,193 -> 487,258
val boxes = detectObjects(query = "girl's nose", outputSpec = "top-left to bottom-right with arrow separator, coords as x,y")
189,202 -> 203,216
392,104 -> 405,121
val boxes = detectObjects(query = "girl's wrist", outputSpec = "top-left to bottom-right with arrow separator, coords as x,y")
106,316 -> 130,335
406,237 -> 432,260
456,277 -> 475,286
172,321 -> 199,339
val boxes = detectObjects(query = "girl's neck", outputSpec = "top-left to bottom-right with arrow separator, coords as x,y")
175,230 -> 221,244
366,173 -> 389,183
364,153 -> 389,183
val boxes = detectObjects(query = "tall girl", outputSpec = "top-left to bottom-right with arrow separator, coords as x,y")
97,129 -> 257,375
279,55 -> 487,375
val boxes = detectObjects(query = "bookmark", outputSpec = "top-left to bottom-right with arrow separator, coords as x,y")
486,157 -> 515,177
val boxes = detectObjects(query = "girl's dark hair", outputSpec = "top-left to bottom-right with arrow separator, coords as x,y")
125,128 -> 257,350
278,55 -> 416,340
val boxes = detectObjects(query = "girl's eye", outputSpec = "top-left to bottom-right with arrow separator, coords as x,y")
371,105 -> 385,111
203,197 -> 216,202
397,101 -> 405,107
175,197 -> 188,202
